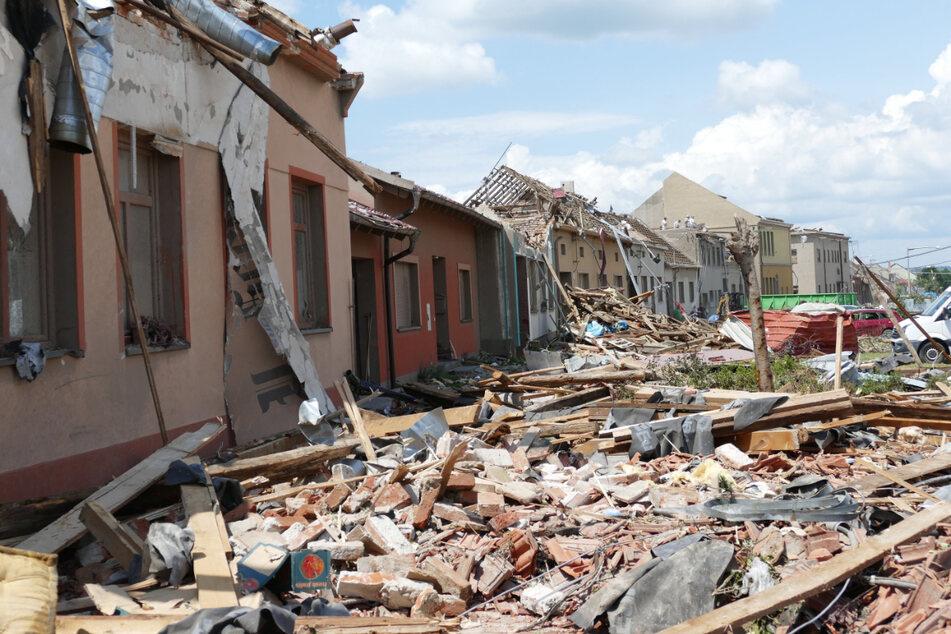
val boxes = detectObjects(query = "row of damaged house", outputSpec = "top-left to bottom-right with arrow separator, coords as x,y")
464,166 -> 746,344
0,0 -> 511,503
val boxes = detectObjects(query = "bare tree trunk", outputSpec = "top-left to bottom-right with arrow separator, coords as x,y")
726,216 -> 774,392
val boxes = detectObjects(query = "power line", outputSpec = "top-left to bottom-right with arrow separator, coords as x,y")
861,245 -> 951,267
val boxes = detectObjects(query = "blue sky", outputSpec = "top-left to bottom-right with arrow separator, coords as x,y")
274,0 -> 951,269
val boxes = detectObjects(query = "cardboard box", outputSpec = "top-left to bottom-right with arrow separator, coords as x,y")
290,550 -> 331,592
236,543 -> 288,594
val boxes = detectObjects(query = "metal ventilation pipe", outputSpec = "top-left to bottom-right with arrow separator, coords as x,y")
49,0 -> 115,154
315,19 -> 357,50
166,0 -> 281,65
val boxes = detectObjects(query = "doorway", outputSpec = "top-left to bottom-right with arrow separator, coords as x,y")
352,258 -> 379,383
432,256 -> 452,359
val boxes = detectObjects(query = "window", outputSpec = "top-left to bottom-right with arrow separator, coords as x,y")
1,149 -> 80,351
559,271 -> 572,289
528,263 -> 539,314
688,281 -> 695,303
578,272 -> 590,288
579,246 -> 584,258
614,252 -> 619,263
560,243 -> 566,256
458,266 -> 472,322
678,281 -> 684,302
614,275 -> 624,289
394,261 -> 420,329
118,126 -> 186,344
290,176 -> 329,330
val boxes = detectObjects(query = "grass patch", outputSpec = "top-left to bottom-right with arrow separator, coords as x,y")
658,354 -> 824,393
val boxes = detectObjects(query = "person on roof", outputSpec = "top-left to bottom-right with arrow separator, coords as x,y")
661,217 -> 668,230
673,219 -> 681,229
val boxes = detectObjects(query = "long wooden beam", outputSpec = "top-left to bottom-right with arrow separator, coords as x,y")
55,615 -> 455,634
18,423 -> 223,554
55,0 -> 168,444
205,437 -> 359,481
659,502 -> 951,634
160,3 -> 382,196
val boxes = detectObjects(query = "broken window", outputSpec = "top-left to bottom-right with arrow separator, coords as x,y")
2,151 -> 82,353
118,126 -> 186,344
395,261 -> 420,330
528,262 -> 539,314
458,266 -> 472,322
290,177 -> 329,330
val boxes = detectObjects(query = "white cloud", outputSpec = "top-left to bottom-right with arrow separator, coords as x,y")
387,44 -> 951,252
716,59 -> 810,108
393,111 -> 637,139
338,0 -> 779,97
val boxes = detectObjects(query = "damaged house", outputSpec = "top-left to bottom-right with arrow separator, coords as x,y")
347,163 -> 506,383
0,0 -> 379,500
466,166 -> 707,338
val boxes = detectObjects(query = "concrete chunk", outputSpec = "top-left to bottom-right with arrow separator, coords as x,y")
365,515 -> 414,555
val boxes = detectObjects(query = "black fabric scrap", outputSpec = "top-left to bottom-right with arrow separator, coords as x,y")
157,605 -> 296,634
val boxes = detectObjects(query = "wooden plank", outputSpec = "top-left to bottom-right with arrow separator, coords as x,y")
525,386 -> 610,414
55,615 -> 454,634
205,437 -> 359,481
80,501 -> 149,579
806,410 -> 892,431
335,380 -> 377,461
853,397 -> 951,421
878,417 -> 951,432
849,451 -> 951,495
734,429 -> 803,452
363,405 -> 480,437
937,382 -> 951,399
19,422 -> 224,554
854,459 -> 941,503
181,482 -> 238,608
658,502 -> 951,634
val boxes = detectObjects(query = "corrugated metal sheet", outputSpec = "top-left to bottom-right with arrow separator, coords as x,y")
731,310 -> 858,354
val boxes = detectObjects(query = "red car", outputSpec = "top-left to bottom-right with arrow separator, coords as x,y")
847,309 -> 896,337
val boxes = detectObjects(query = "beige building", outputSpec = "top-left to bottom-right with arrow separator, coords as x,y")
790,229 -> 852,294
634,172 -> 794,295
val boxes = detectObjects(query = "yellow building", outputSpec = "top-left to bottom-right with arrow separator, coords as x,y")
633,172 -> 794,294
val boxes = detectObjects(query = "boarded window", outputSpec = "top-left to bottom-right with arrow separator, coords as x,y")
291,179 -> 329,330
395,261 -> 420,329
458,266 -> 472,322
118,126 -> 186,343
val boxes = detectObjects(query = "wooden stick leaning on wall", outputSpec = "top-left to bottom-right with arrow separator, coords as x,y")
158,2 -> 382,197
834,314 -> 844,390
54,0 -> 168,444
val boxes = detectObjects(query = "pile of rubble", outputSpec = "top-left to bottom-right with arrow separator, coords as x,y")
565,287 -> 739,355
11,363 -> 951,633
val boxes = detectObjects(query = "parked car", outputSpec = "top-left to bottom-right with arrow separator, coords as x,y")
891,287 -> 951,363
847,309 -> 895,337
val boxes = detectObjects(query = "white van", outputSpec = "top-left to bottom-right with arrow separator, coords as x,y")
891,287 -> 951,363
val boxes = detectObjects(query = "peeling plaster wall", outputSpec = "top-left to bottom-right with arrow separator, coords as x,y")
0,12 -> 36,230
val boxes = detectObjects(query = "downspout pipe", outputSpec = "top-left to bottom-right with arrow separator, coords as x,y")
165,0 -> 282,64
382,187 -> 421,387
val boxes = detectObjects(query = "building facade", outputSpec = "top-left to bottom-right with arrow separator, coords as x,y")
790,228 -> 852,294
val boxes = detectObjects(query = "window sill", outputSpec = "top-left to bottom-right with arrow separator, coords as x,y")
301,327 -> 332,335
0,347 -> 82,367
460,319 -> 473,323
396,325 -> 421,332
125,340 -> 191,356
